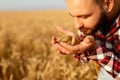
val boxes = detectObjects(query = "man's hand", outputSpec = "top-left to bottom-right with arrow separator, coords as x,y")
116,77 -> 120,80
51,27 -> 98,55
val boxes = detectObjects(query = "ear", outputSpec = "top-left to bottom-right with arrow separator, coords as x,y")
103,0 -> 114,12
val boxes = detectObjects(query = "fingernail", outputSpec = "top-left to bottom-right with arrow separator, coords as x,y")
57,51 -> 60,54
86,38 -> 90,43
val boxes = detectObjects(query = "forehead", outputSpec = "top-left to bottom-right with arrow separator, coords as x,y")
66,0 -> 96,5
66,0 -> 97,10
66,0 -> 98,15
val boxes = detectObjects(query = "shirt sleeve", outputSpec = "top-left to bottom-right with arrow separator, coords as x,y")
88,33 -> 120,78
74,33 -> 120,78
75,25 -> 120,78
89,46 -> 119,78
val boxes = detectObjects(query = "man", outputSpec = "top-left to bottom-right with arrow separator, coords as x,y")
52,0 -> 120,79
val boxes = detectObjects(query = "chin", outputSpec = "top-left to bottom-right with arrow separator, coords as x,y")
83,31 -> 93,35
78,30 -> 93,35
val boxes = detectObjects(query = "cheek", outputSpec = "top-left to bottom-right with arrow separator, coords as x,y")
84,7 -> 102,29
84,14 -> 101,29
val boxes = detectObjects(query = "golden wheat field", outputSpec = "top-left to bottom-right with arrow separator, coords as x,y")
0,10 -> 98,80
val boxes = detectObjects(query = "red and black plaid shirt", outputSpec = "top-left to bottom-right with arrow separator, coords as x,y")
75,14 -> 120,78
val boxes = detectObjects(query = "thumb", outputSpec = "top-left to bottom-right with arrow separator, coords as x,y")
84,36 -> 94,43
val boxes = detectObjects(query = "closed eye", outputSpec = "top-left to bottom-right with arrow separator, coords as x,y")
79,15 -> 90,19
68,12 -> 91,19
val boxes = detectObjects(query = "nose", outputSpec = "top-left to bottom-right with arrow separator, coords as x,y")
74,17 -> 83,29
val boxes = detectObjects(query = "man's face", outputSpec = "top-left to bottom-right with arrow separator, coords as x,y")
66,0 -> 108,35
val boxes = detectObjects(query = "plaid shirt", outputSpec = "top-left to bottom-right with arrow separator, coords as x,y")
75,14 -> 120,78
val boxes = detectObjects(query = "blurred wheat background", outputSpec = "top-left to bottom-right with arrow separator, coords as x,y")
0,10 -> 97,80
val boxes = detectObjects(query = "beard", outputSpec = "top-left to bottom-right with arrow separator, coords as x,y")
80,9 -> 108,35
90,9 -> 108,35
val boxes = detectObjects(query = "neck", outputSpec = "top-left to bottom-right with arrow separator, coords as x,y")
101,13 -> 119,36
101,1 -> 120,36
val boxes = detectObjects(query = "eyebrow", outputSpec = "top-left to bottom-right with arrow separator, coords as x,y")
68,12 -> 92,17
68,12 -> 85,17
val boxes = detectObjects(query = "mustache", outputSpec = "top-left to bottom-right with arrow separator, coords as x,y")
79,27 -> 93,32
78,26 -> 97,35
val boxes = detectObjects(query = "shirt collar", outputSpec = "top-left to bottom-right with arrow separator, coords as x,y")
106,14 -> 120,37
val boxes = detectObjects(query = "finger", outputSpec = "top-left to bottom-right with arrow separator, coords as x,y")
80,55 -> 88,63
52,42 -> 67,55
57,26 -> 74,36
57,50 -> 67,55
82,36 -> 97,52
61,42 -> 88,53
54,43 -> 72,54
51,36 -> 58,44
84,36 -> 95,43
60,42 -> 81,53
52,36 -> 73,55
57,26 -> 81,44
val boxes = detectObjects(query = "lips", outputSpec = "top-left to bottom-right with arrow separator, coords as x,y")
79,28 -> 87,34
